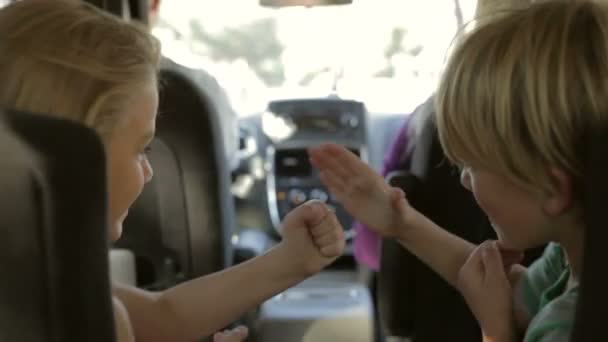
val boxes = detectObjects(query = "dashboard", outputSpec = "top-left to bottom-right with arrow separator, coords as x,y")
264,98 -> 368,240
234,97 -> 407,247
268,99 -> 362,137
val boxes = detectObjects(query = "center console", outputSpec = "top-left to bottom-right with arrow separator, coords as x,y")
264,98 -> 368,240
258,98 -> 374,342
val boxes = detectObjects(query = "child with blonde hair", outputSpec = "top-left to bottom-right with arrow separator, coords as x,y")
0,1 -> 345,341
310,1 -> 605,340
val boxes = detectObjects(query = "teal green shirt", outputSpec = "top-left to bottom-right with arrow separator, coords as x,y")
521,243 -> 578,342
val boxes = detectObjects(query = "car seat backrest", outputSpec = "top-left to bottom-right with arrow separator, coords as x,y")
378,103 -> 546,341
0,110 -> 114,342
116,60 -> 236,288
571,124 -> 608,342
117,138 -> 190,288
378,106 -> 491,342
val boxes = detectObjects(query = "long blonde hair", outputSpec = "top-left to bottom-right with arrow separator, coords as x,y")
0,0 -> 161,138
436,0 -> 608,192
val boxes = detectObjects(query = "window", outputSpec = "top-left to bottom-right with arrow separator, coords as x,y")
154,0 -> 477,115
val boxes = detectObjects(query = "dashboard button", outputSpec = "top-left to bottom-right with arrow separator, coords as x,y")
288,189 -> 307,206
277,191 -> 286,201
341,113 -> 359,128
310,188 -> 329,203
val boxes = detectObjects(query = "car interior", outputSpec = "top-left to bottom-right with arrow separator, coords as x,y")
0,0 -> 607,341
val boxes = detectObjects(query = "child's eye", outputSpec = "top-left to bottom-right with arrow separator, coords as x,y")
139,145 -> 152,157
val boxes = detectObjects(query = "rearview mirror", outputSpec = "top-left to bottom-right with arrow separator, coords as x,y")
260,0 -> 352,8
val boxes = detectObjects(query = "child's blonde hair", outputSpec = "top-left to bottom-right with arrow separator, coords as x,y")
436,0 -> 608,192
0,0 -> 161,139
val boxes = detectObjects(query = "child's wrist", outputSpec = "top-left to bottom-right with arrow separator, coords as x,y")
273,242 -> 318,279
395,207 -> 426,242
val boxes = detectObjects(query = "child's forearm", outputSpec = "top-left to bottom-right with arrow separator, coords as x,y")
159,243 -> 307,338
115,244 -> 307,342
395,208 -> 475,287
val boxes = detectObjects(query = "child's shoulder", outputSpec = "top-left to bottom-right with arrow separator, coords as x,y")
524,287 -> 578,342
527,243 -> 567,283
523,243 -> 567,288
521,243 -> 577,342
519,243 -> 570,318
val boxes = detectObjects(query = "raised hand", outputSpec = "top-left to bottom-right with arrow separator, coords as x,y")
308,143 -> 413,239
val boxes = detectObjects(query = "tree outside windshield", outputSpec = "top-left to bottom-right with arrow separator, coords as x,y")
154,0 -> 477,115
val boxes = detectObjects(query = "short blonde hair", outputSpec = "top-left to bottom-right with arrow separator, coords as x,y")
436,0 -> 608,192
475,0 -> 531,18
0,0 -> 161,138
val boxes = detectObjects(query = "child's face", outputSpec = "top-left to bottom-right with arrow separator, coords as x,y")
460,165 -> 555,250
105,82 -> 158,242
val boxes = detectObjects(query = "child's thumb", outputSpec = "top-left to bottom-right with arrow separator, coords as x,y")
481,242 -> 508,281
390,187 -> 406,209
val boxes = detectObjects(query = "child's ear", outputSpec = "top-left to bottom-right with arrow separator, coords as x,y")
543,167 -> 573,216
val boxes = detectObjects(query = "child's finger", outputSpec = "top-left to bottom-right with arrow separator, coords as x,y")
313,214 -> 343,243
310,218 -> 335,238
324,144 -> 370,178
320,243 -> 344,258
498,245 -> 524,269
319,170 -> 346,194
313,228 -> 343,248
390,187 -> 408,213
390,187 -> 406,201
283,200 -> 329,230
312,215 -> 345,258
482,242 -> 509,283
457,243 -> 486,292
463,243 -> 486,276
309,146 -> 351,180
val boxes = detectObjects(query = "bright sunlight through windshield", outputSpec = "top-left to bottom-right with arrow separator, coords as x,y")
154,0 -> 477,116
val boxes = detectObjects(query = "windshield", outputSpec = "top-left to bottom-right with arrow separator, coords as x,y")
154,0 -> 478,115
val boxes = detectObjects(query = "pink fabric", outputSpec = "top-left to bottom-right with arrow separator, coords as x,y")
353,115 -> 413,270
352,95 -> 436,269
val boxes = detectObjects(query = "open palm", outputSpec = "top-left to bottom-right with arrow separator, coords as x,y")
309,143 -> 408,238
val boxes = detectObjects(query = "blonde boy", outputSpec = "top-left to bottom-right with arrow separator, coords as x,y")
309,1 -> 606,341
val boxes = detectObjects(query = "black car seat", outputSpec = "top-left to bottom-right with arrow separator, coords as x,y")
88,0 -> 239,289
571,124 -> 608,342
0,110 -> 114,342
113,59 -> 238,289
378,98 -> 545,341
378,101 -> 490,342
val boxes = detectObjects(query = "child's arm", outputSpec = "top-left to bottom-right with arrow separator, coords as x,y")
309,143 -> 475,287
114,201 -> 345,342
309,144 -> 531,331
